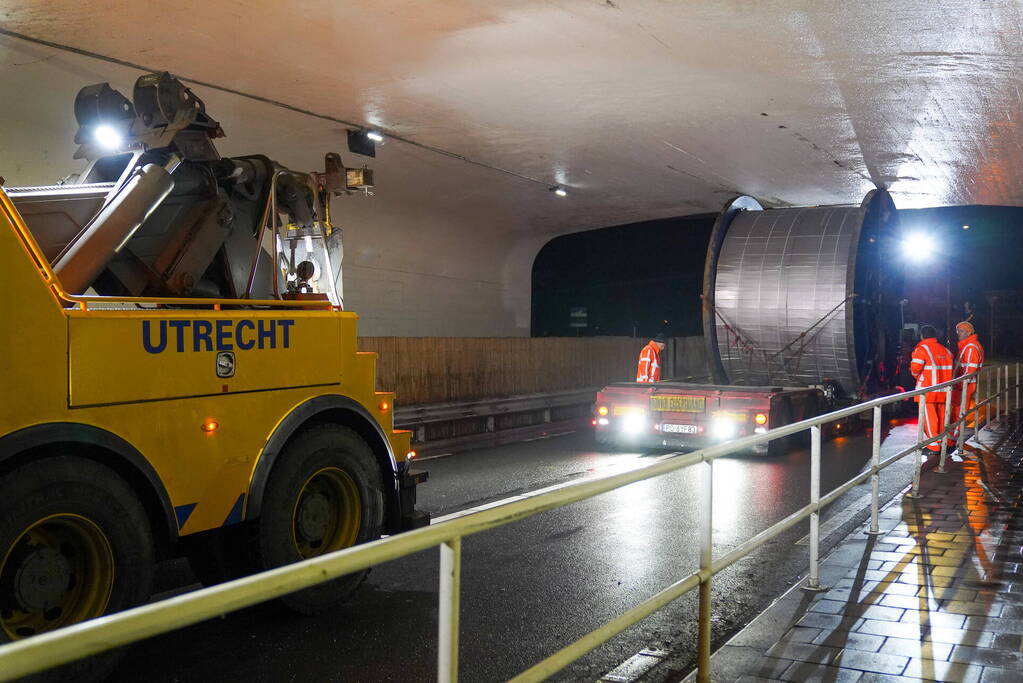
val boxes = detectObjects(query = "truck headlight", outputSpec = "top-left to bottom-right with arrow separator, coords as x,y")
710,417 -> 737,439
620,412 -> 645,435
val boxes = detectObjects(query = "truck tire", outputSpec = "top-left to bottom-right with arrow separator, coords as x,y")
0,456 -> 154,682
256,425 -> 384,615
767,402 -> 794,457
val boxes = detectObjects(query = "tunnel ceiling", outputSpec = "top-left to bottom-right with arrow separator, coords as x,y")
2,1 -> 1021,239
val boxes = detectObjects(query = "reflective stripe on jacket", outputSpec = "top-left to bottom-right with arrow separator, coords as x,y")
636,341 -> 662,383
910,337 -> 954,403
955,334 -> 984,387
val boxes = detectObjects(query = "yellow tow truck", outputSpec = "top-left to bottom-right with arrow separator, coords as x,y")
0,72 -> 426,672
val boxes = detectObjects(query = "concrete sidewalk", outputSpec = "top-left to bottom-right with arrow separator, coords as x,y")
687,416 -> 1023,683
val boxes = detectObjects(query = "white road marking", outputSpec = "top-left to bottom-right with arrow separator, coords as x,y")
600,649 -> 669,682
796,490 -> 873,546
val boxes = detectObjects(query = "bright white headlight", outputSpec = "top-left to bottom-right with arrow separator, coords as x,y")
621,412 -> 645,434
94,124 -> 123,150
711,417 -> 737,439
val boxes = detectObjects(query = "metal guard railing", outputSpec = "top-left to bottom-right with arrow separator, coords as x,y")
0,364 -> 1019,683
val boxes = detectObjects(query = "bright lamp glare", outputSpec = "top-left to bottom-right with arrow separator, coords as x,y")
93,125 -> 123,150
366,131 -> 384,142
620,412 -> 645,435
901,232 -> 934,261
711,417 -> 737,440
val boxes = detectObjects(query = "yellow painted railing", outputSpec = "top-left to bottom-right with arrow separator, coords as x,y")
0,364 -> 1016,682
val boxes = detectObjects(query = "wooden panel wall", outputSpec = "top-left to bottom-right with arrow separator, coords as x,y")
358,336 -> 708,406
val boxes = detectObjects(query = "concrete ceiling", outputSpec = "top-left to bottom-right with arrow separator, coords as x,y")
1,1 -> 1021,335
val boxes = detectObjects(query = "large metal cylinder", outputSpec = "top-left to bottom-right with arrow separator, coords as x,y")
53,163 -> 174,294
702,189 -> 901,399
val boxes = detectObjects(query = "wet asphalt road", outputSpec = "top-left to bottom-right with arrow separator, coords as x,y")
111,419 -> 922,683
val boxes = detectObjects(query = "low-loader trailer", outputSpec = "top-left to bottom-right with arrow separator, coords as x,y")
595,190 -> 904,454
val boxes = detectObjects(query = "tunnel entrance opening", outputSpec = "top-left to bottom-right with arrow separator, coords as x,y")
531,214 -> 716,338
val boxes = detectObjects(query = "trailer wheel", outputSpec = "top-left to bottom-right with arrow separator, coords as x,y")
0,457 -> 154,681
257,425 -> 384,615
767,403 -> 794,457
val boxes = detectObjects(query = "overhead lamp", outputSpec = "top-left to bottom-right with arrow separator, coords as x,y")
901,232 -> 935,262
93,124 -> 124,151
962,224 -> 971,230
551,186 -> 567,197
347,129 -> 378,158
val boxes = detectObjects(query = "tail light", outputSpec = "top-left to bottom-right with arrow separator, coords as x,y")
754,412 -> 768,425
597,405 -> 609,416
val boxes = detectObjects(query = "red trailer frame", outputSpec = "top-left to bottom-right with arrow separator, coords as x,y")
594,381 -> 825,456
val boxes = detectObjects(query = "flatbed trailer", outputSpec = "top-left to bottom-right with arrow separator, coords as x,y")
594,381 -> 825,456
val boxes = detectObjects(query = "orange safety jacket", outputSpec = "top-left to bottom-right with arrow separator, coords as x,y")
636,341 -> 662,383
910,337 -> 954,403
954,333 -> 984,385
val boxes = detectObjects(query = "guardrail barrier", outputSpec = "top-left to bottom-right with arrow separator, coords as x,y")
0,364 -> 1018,682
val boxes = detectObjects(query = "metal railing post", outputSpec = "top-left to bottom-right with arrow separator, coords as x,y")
438,538 -> 462,683
696,458 -> 713,683
980,369 -> 987,429
907,398 -> 925,499
804,425 -> 826,590
866,406 -> 883,535
1016,362 -> 1020,416
996,368 -> 1002,421
1006,365 -> 1011,415
937,386 -> 952,473
956,376 -> 967,454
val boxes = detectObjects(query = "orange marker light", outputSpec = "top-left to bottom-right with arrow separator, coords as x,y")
201,419 -> 219,434
597,405 -> 609,416
379,400 -> 391,412
754,413 -> 768,425
407,450 -> 417,461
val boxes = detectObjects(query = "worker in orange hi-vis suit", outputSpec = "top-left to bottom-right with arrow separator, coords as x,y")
636,334 -> 667,383
909,325 -> 955,452
952,320 -> 985,431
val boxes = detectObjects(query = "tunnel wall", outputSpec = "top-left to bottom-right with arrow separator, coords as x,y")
360,335 -> 708,405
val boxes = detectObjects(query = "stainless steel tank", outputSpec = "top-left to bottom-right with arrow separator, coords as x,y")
701,190 -> 901,399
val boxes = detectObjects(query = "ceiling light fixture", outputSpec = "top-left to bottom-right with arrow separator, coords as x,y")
551,186 -> 568,197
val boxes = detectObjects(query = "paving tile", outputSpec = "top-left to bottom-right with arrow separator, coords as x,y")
856,619 -> 995,646
858,674 -> 944,683
988,632 -> 1022,650
939,600 -> 1003,617
897,609 -> 968,629
879,636 -> 953,660
764,640 -> 839,663
779,661 -> 863,683
901,658 -> 983,682
961,615 -> 1023,633
811,630 -> 885,653
786,626 -> 823,643
979,666 -> 1023,683
797,612 -> 863,631
735,676 -> 786,683
830,649 -> 909,675
928,587 -> 977,602
949,644 -> 1023,667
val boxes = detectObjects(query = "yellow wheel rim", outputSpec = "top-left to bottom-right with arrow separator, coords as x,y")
0,514 -> 115,640
291,467 -> 361,559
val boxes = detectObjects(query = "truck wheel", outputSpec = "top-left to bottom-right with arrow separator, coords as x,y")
0,457 -> 154,681
257,425 -> 383,615
767,403 -> 794,457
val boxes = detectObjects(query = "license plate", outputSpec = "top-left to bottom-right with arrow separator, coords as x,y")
650,395 -> 706,412
661,423 -> 697,434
